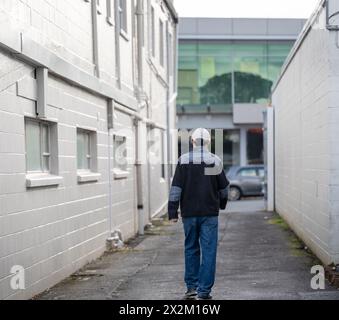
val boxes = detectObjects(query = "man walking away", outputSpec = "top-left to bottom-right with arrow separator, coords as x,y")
168,128 -> 229,300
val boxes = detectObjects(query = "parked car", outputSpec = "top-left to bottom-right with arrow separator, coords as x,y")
226,165 -> 265,201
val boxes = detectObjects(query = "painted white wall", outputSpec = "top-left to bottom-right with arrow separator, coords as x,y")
272,1 -> 339,265
0,0 -> 178,300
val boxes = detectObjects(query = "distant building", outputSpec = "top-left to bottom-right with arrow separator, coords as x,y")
0,0 -> 178,299
177,17 -> 305,169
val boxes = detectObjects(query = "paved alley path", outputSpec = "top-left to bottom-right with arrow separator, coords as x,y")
38,201 -> 339,300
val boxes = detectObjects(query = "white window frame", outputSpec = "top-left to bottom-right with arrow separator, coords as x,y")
168,32 -> 173,77
97,0 -> 102,14
113,134 -> 129,179
77,128 -> 101,183
106,0 -> 114,25
159,19 -> 164,66
151,6 -> 155,57
118,0 -> 128,34
25,118 -> 51,174
25,118 -> 63,188
77,129 -> 92,172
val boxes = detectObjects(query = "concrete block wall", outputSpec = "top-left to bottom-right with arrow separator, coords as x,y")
0,0 -> 178,299
272,2 -> 339,265
328,31 -> 339,264
1,0 -> 95,74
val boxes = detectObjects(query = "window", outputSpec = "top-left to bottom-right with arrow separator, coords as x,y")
247,128 -> 264,165
77,129 -> 100,183
25,119 -> 50,173
106,0 -> 114,25
77,129 -> 92,171
168,33 -> 173,76
159,19 -> 164,66
96,0 -> 102,14
210,130 -> 240,170
177,40 -> 295,110
119,0 -> 127,33
151,7 -> 155,57
113,135 -> 127,171
238,168 -> 257,178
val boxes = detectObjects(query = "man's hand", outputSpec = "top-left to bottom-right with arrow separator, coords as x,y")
170,219 -> 178,223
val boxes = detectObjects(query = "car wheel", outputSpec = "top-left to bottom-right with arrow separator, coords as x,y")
228,187 -> 241,201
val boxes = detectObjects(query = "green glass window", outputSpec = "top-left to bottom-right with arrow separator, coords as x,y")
267,42 -> 293,83
178,40 -> 294,111
234,56 -> 271,104
199,56 -> 232,106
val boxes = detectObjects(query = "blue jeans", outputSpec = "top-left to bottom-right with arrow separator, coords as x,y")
182,216 -> 218,298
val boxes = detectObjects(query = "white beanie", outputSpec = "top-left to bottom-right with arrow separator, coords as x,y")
192,128 -> 211,145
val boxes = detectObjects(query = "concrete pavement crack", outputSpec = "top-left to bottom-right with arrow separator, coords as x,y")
110,250 -> 159,298
219,212 -> 231,243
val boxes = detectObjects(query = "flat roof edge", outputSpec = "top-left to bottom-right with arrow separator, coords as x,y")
179,35 -> 299,41
164,0 -> 179,23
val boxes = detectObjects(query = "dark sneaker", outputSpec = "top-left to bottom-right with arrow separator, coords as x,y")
198,294 -> 213,300
184,289 -> 197,300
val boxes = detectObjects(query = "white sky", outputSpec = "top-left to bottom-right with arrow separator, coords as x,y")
173,0 -> 321,19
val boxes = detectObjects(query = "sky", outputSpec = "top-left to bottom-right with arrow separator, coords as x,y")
173,0 -> 321,19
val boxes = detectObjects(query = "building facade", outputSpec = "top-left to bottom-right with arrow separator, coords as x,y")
177,18 -> 305,169
0,0 -> 178,299
272,0 -> 339,265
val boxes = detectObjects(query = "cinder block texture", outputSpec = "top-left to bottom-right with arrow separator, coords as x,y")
0,0 -> 177,300
273,3 -> 339,265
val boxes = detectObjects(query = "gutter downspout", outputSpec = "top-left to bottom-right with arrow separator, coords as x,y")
136,0 -> 144,92
166,21 -> 171,191
172,21 -> 179,175
91,0 -> 100,78
136,0 -> 145,235
135,118 -> 145,235
107,126 -> 113,235
114,0 -> 121,88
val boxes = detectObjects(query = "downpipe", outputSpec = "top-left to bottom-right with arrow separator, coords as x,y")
135,0 -> 145,235
134,116 -> 145,236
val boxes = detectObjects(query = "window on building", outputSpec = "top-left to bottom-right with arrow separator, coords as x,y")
96,0 -> 102,14
168,33 -> 173,77
233,42 -> 270,104
210,129 -> 240,170
77,129 -> 92,171
177,40 -> 295,111
247,128 -> 264,165
119,0 -> 127,33
159,19 -> 164,66
113,135 -> 127,171
106,0 -> 114,25
178,129 -> 240,171
151,7 -> 155,57
25,119 -> 51,173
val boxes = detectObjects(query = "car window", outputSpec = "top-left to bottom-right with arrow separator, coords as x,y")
238,169 -> 257,177
258,168 -> 265,178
